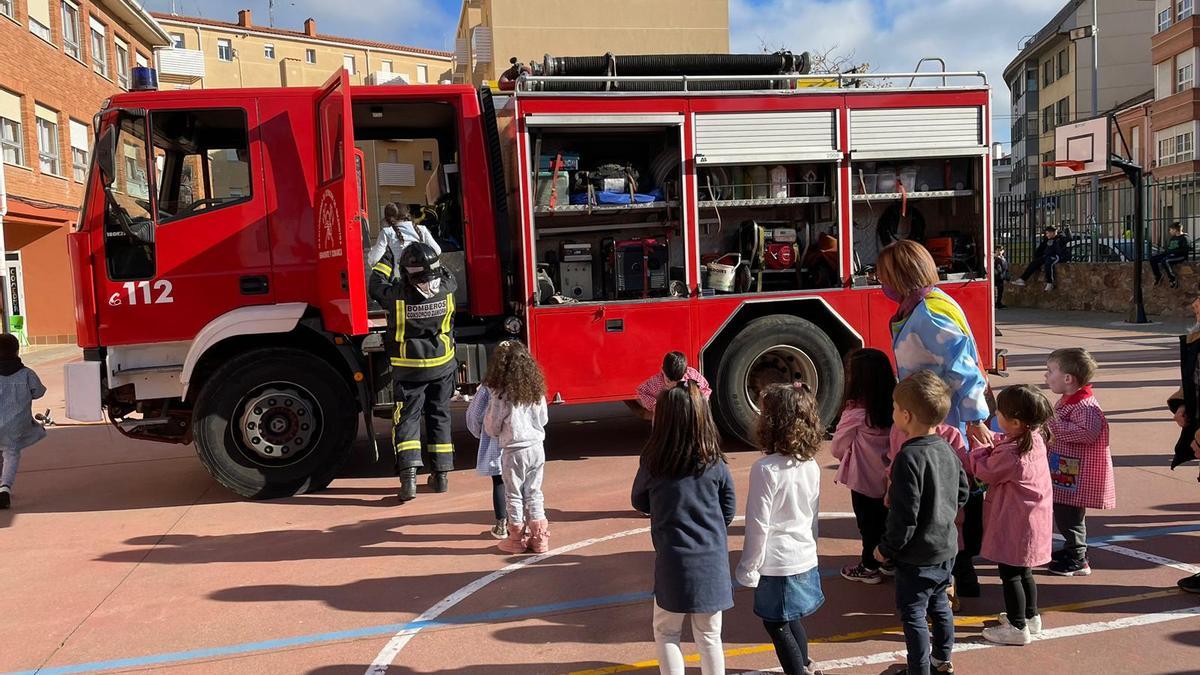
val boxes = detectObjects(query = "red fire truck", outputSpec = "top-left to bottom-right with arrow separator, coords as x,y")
65,56 -> 997,498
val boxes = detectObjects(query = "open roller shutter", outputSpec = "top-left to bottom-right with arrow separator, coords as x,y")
850,107 -> 984,159
695,111 -> 839,166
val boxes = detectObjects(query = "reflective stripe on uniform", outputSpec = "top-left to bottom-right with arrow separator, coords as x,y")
390,293 -> 456,369
392,402 -> 404,425
396,440 -> 422,452
373,262 -> 392,276
428,443 -> 454,454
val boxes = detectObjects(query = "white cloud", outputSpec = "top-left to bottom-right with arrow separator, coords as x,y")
730,0 -> 1064,146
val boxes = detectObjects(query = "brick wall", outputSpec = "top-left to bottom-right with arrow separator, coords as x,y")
1004,261 -> 1200,317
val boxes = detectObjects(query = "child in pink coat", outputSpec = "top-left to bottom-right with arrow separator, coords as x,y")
970,384 -> 1054,646
831,348 -> 897,585
1044,348 -> 1113,577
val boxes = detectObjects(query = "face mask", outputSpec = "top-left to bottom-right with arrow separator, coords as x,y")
882,285 -> 903,302
414,277 -> 441,298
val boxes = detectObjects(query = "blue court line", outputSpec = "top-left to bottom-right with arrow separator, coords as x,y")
9,523 -> 1199,675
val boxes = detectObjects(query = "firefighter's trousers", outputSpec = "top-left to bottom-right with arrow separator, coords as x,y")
391,370 -> 456,473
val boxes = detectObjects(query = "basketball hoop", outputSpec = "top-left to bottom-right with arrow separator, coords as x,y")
1041,160 -> 1086,173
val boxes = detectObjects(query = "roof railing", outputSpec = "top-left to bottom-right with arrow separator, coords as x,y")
514,70 -> 988,94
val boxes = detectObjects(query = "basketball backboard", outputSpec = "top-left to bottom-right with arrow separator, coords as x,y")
1051,115 -> 1110,179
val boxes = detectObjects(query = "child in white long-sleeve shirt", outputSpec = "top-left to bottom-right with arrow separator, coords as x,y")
0,334 -> 47,509
483,342 -> 550,554
736,383 -> 824,675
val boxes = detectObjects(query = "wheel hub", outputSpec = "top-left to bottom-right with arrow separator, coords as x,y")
744,345 -> 820,413
238,387 -> 317,461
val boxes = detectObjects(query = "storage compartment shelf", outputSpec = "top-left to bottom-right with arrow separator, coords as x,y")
851,189 -> 974,202
534,201 -> 679,216
539,221 -> 677,236
699,196 -> 832,208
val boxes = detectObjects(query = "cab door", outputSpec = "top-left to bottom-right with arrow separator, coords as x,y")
313,69 -> 368,335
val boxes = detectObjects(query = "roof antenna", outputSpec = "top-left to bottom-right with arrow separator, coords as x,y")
268,0 -> 276,27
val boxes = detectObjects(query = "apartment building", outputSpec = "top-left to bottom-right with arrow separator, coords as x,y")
152,10 -> 456,227
451,0 -> 729,86
1004,0 -> 1153,195
1151,0 -> 1200,179
0,0 -> 170,344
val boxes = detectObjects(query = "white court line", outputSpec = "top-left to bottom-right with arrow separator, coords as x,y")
737,605 -> 1200,674
366,512 -> 857,674
1093,542 -> 1200,575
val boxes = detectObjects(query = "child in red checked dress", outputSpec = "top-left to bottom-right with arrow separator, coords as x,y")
1044,348 -> 1114,577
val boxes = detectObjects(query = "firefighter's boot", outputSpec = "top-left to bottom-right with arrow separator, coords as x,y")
398,468 -> 418,502
429,470 -> 449,493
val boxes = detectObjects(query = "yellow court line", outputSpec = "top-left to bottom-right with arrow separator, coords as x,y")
565,589 -> 1184,675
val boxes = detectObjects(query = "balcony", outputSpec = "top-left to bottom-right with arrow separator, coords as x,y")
1152,87 -> 1200,132
154,48 -> 205,85
1152,16 -> 1200,64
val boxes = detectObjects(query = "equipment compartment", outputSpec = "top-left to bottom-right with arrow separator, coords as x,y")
527,124 -> 686,305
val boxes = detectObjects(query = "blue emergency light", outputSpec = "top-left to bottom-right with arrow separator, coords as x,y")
131,67 -> 159,91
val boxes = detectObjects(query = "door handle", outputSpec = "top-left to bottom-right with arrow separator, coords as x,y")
240,275 -> 269,295
605,318 -> 624,333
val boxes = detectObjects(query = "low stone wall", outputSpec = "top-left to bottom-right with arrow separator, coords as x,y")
1004,261 -> 1199,318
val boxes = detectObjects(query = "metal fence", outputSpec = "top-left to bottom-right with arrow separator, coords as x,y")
995,174 -> 1200,266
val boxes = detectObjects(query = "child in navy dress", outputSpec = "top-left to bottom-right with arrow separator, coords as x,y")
737,383 -> 825,675
632,382 -> 735,675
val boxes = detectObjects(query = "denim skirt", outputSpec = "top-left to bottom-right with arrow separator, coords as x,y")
753,567 -> 825,621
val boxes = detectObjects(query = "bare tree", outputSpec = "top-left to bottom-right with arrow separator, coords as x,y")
757,40 -> 884,86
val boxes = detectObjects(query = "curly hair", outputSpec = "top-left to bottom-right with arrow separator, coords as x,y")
641,382 -> 725,479
482,340 -> 546,406
755,383 -> 823,461
995,384 -> 1054,456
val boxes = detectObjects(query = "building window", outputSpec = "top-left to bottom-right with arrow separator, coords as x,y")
264,43 -> 275,60
306,48 -> 316,64
170,32 -> 185,49
1179,131 -> 1195,162
69,119 -> 88,182
1042,151 -> 1055,178
1026,115 -> 1039,137
1057,49 -> 1068,78
1043,60 -> 1054,87
1161,8 -> 1174,32
343,55 -> 356,74
90,17 -> 108,77
1042,104 -> 1054,133
0,0 -> 11,19
417,64 -> 428,83
422,150 -> 433,171
35,106 -> 60,176
28,0 -> 51,41
0,90 -> 22,166
115,38 -> 130,89
381,60 -> 393,73
217,38 -> 233,61
1056,97 -> 1070,126
1026,68 -> 1037,92
1181,0 -> 1194,21
1157,125 -> 1196,165
1179,63 -> 1194,92
62,1 -> 81,60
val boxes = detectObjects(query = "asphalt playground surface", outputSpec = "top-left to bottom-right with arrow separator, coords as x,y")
4,309 -> 1200,674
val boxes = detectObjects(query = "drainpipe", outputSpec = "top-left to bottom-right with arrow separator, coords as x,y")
0,161 -> 8,334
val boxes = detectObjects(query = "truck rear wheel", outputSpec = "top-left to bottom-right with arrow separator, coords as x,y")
713,315 -> 844,444
193,348 -> 358,499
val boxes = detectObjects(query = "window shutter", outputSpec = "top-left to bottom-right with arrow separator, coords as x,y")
35,104 -> 58,125
70,120 -> 88,150
850,107 -> 984,159
0,89 -> 21,122
27,0 -> 51,28
89,16 -> 106,35
695,111 -> 839,165
377,163 -> 416,187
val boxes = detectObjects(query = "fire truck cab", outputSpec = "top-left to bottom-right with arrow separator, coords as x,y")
66,61 -> 997,498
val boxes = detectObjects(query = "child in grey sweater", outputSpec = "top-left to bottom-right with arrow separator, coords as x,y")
0,334 -> 47,509
483,342 -> 550,554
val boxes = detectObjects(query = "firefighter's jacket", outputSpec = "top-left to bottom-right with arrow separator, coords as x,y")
369,252 -> 458,382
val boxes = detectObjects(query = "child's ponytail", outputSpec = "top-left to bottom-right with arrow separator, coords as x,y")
995,384 -> 1054,455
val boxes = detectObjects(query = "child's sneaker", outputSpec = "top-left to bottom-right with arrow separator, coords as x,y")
1012,279 -> 1026,287
489,518 -> 507,539
1178,573 -> 1200,594
1044,282 -> 1054,291
840,563 -> 883,584
999,612 -> 1042,635
932,657 -> 955,673
0,487 -> 9,510
879,561 -> 896,577
982,623 -> 1031,645
803,659 -> 823,675
1048,558 -> 1092,576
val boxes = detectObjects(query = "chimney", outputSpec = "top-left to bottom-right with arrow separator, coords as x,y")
237,9 -> 252,27
304,18 -> 317,37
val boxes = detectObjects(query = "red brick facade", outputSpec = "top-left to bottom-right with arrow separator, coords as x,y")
0,1 -> 166,343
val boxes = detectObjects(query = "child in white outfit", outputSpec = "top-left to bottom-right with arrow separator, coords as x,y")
467,342 -> 516,540
0,334 -> 47,509
482,342 -> 550,553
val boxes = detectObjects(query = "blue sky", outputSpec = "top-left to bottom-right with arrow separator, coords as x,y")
143,0 -> 1064,147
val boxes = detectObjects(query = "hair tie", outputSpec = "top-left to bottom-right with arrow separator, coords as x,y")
793,381 -> 811,392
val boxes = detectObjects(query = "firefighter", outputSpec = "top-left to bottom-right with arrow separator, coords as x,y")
369,243 -> 458,501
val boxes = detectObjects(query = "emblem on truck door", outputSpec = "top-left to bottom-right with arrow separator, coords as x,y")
317,189 -> 343,260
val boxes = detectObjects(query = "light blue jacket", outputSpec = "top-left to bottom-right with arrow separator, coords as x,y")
0,367 -> 47,451
467,385 -> 502,476
891,289 -> 989,438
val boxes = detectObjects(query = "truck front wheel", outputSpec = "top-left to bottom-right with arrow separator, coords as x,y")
713,315 -> 844,445
193,348 -> 358,499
